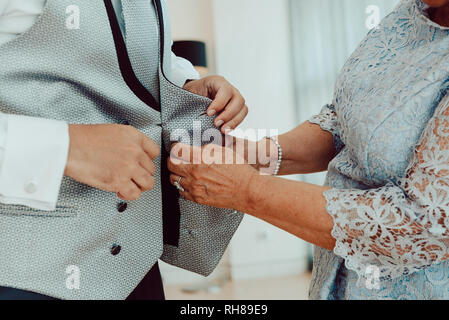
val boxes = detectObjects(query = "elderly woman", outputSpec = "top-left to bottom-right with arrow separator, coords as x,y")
168,0 -> 449,300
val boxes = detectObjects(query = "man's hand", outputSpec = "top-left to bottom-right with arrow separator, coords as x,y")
183,76 -> 248,134
65,124 -> 160,201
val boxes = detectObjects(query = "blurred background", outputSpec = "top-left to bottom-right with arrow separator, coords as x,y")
161,0 -> 400,300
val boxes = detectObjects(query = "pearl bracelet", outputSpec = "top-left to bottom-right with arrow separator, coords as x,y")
266,136 -> 283,176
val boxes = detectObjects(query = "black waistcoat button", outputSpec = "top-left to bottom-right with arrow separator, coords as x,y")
111,244 -> 121,256
117,202 -> 128,213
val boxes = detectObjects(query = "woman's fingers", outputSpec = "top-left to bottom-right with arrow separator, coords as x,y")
180,190 -> 195,202
207,85 -> 233,116
169,174 -> 195,201
168,143 -> 204,175
170,143 -> 196,163
167,156 -> 188,176
214,94 -> 246,132
221,105 -> 249,133
169,174 -> 187,189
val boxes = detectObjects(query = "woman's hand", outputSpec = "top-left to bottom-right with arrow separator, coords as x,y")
167,143 -> 336,251
183,76 -> 248,133
227,137 -> 280,174
167,143 -> 258,211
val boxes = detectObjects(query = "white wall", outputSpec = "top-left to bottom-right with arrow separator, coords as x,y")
166,0 -> 216,73
163,0 -> 308,283
213,0 -> 308,279
213,0 -> 298,133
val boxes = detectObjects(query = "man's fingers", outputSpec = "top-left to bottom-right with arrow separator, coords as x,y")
132,168 -> 155,192
142,136 -> 160,159
117,181 -> 142,200
138,154 -> 156,176
221,105 -> 249,133
207,86 -> 233,116
214,95 -> 246,131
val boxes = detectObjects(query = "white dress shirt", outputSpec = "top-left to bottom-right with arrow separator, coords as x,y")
0,0 -> 199,210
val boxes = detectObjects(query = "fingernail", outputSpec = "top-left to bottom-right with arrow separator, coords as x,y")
207,109 -> 216,116
216,120 -> 224,126
223,126 -> 231,133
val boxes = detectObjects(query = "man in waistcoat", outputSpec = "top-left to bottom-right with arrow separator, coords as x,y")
0,0 -> 247,300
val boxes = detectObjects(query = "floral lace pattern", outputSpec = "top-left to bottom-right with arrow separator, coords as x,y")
310,104 -> 345,154
308,0 -> 449,299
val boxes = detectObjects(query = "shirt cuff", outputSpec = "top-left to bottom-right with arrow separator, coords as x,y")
170,52 -> 200,87
0,114 -> 70,211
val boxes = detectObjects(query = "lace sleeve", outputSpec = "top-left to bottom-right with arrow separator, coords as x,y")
325,94 -> 449,281
309,104 -> 344,153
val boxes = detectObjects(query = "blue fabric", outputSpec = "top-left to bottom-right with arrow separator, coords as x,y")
0,287 -> 57,300
0,263 -> 164,300
308,0 -> 449,300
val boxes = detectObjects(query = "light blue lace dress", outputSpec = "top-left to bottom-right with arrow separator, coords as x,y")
308,0 -> 449,299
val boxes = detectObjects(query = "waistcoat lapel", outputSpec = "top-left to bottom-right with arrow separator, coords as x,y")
121,0 -> 160,103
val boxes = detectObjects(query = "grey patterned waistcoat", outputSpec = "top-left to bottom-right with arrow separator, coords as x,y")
0,0 -> 243,299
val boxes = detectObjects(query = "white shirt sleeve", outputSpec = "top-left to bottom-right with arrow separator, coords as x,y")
0,0 -> 69,211
0,114 -> 69,211
0,1 -> 197,212
169,48 -> 200,87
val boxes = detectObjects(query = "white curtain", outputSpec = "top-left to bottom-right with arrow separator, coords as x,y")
289,0 -> 400,184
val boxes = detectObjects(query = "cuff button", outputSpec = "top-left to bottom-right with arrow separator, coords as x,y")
24,181 -> 38,194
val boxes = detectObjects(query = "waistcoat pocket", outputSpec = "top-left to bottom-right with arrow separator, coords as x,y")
0,203 -> 78,218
